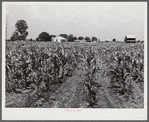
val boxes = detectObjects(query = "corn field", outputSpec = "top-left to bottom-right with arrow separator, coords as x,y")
5,41 -> 144,108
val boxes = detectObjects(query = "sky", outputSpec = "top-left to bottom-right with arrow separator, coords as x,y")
3,2 -> 146,41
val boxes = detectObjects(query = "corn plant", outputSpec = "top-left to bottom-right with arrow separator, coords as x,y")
107,51 -> 143,100
82,49 -> 101,107
49,43 -> 76,83
107,53 -> 132,96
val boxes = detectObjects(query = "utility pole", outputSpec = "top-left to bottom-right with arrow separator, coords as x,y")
6,14 -> 7,40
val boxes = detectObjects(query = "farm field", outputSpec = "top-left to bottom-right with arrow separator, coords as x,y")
5,41 -> 144,108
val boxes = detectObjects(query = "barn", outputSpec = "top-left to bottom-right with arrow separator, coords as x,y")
52,36 -> 67,43
124,35 -> 136,43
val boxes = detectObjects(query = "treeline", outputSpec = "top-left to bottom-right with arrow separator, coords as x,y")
6,20 -> 100,42
35,32 -> 99,42
6,19 -> 143,43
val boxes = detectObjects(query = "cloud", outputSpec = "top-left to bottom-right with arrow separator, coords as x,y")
27,5 -> 49,19
4,2 -> 145,40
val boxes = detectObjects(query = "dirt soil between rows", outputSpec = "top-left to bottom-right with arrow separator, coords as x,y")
6,69 -> 125,108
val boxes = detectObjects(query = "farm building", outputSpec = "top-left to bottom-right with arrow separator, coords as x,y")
92,40 -> 97,43
124,35 -> 136,43
74,40 -> 80,42
105,39 -> 109,42
51,36 -> 67,43
80,39 -> 86,43
74,39 -> 86,43
85,40 -> 92,42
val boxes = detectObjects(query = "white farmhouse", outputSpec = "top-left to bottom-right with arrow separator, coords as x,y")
52,36 -> 67,43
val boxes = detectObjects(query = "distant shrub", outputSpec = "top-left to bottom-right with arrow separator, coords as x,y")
78,36 -> 84,40
37,32 -> 51,41
112,38 -> 116,42
91,37 -> 98,42
85,37 -> 91,41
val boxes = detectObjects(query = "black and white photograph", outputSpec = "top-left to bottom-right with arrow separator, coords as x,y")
2,1 -> 147,120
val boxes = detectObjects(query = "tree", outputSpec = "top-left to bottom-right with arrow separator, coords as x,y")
67,34 -> 74,42
17,31 -> 28,40
10,20 -> 28,41
51,35 -> 56,38
6,39 -> 11,41
36,37 -> 39,41
85,37 -> 91,41
78,36 -> 84,40
73,36 -> 77,41
10,31 -> 19,41
91,37 -> 97,42
59,34 -> 68,38
38,32 -> 51,41
137,40 -> 142,43
112,38 -> 116,42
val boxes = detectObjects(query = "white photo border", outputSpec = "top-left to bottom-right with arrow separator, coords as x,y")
2,2 -> 148,120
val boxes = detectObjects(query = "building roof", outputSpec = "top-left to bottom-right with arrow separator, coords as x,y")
56,36 -> 67,40
126,35 -> 136,38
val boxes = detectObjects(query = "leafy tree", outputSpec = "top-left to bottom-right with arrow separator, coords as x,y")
10,31 -> 19,41
18,31 -> 28,40
73,36 -> 77,41
78,36 -> 84,40
36,37 -> 39,41
91,37 -> 97,42
15,20 -> 28,34
10,20 -> 28,41
6,39 -> 11,42
51,35 -> 56,38
59,34 -> 68,38
67,34 -> 74,42
85,37 -> 91,42
137,40 -> 142,43
112,38 -> 116,42
38,32 -> 51,41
